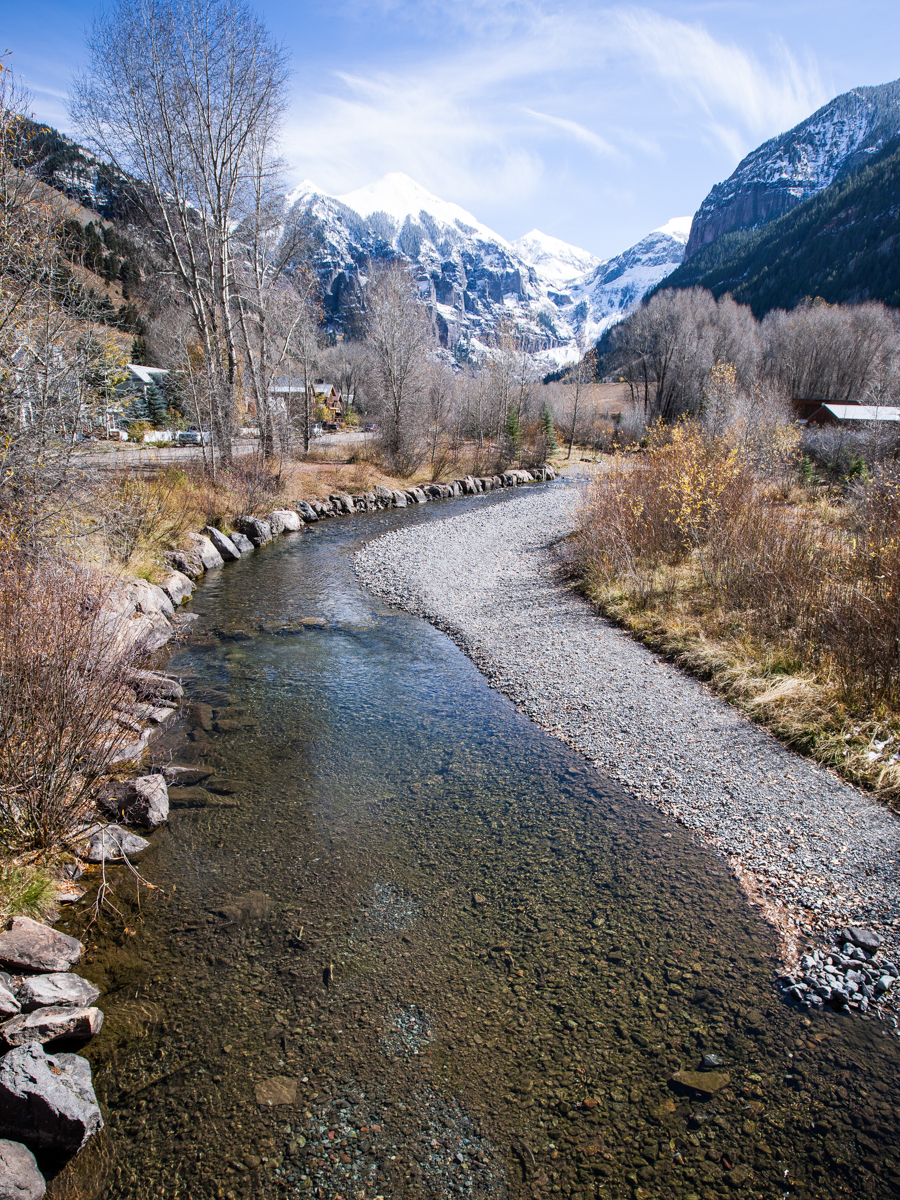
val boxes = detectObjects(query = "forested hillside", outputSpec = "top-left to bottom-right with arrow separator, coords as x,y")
657,138 -> 900,316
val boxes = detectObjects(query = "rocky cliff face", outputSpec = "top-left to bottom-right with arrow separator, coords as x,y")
685,78 -> 900,259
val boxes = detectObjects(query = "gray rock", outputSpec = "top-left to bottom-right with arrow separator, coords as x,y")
0,920 -> 83,975
1,1007 -> 103,1048
160,570 -> 194,606
296,501 -> 318,523
99,775 -> 168,830
266,511 -> 286,535
16,975 -> 100,1014
374,485 -> 393,504
185,532 -> 225,571
839,926 -> 883,954
203,526 -> 241,561
0,1139 -> 45,1200
269,509 -> 302,532
163,547 -> 205,579
128,669 -> 183,702
0,981 -> 20,1018
0,1043 -> 102,1156
82,825 -> 150,863
700,1054 -> 724,1068
391,491 -> 407,507
876,975 -> 894,994
235,516 -> 273,546
230,530 -> 254,554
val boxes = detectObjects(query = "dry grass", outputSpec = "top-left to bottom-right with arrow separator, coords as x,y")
575,425 -> 900,808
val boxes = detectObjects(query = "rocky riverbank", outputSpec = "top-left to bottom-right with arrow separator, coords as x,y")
354,481 -> 900,1031
0,466 -> 557,1197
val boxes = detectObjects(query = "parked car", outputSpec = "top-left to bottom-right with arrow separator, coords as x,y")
175,427 -> 212,446
364,423 -> 377,432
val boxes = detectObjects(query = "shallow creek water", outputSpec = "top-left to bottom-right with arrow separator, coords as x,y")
54,487 -> 900,1200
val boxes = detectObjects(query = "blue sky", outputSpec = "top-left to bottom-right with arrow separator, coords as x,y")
8,0 -> 900,258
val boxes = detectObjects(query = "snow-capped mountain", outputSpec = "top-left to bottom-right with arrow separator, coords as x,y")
686,77 -> 900,258
512,229 -> 601,288
285,172 -> 689,360
563,217 -> 692,343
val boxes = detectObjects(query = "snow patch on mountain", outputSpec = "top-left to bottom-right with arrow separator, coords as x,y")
335,172 -> 506,247
512,229 -> 601,287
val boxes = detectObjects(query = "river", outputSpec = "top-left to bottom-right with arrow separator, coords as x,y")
57,484 -> 900,1200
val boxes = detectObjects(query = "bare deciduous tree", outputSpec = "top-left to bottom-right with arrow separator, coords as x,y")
71,0 -> 289,466
364,261 -> 433,472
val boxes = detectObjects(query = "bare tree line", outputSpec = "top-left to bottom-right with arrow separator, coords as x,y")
607,287 -> 900,424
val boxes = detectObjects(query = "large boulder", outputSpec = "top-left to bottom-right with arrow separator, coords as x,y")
295,501 -> 318,523
0,921 -> 83,976
234,516 -> 272,546
391,491 -> 407,508
82,826 -> 150,864
0,1139 -> 45,1200
160,570 -> 194,606
229,530 -> 254,554
203,527 -> 241,562
374,485 -> 393,506
1,1007 -> 104,1049
98,775 -> 168,830
185,533 -> 224,571
0,1043 -> 102,1156
266,511 -> 286,536
16,975 -> 100,1014
128,670 -> 183,702
270,509 -> 303,532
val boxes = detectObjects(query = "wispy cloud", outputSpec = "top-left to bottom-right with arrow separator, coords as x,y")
283,1 -> 829,210
525,110 -> 620,159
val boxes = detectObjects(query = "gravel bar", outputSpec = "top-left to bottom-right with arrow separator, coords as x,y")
355,479 -> 900,1027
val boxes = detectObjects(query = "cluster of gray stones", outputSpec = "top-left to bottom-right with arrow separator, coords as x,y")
779,924 -> 899,1015
0,919 -> 104,1199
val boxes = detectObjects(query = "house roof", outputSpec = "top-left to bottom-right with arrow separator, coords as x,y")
818,403 -> 900,423
126,364 -> 168,385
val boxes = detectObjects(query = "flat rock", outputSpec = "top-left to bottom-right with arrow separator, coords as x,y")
163,765 -> 213,785
214,892 -> 273,926
0,1139 -> 45,1200
167,786 -> 212,808
128,670 -> 184,702
203,526 -> 242,561
840,926 -> 883,953
204,778 -> 247,795
0,919 -> 83,975
669,1069 -> 730,1096
16,975 -> 101,1014
1,1006 -> 104,1048
254,1076 -> 297,1106
82,825 -> 150,863
0,1043 -> 102,1156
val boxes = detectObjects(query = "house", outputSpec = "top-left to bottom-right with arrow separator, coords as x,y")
267,378 -> 346,422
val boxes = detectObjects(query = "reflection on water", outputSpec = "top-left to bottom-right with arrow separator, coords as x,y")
55,491 -> 900,1200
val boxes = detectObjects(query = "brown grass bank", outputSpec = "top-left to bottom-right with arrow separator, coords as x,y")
573,423 -> 900,808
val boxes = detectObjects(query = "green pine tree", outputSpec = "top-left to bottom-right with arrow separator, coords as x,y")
541,406 -> 558,456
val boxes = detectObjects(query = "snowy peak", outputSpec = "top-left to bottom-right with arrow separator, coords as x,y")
653,216 -> 692,243
686,76 -> 900,258
512,228 -> 601,287
335,172 -> 507,246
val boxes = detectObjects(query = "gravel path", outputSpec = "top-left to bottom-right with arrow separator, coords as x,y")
355,480 -> 900,1025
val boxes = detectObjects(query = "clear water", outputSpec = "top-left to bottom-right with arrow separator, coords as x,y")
54,488 -> 900,1200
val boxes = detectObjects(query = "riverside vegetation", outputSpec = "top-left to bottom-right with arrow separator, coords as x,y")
574,419 -> 900,805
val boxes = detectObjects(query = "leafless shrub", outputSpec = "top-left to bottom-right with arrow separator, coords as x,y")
0,554 -> 138,854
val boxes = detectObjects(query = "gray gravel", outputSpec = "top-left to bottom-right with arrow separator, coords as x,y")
355,479 -> 900,1025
